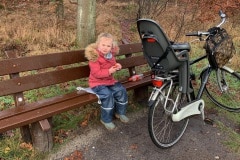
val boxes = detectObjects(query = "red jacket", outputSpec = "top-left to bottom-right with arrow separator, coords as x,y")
85,43 -> 119,88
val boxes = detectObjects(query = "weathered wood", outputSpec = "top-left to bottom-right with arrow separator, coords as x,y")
0,56 -> 147,96
31,121 -> 53,152
5,49 -> 32,143
39,119 -> 51,131
0,43 -> 151,152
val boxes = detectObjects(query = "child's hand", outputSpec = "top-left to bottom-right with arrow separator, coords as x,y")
109,63 -> 121,75
111,41 -> 119,54
109,66 -> 118,75
113,63 -> 122,70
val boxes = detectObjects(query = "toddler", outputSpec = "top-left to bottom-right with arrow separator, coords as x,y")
85,33 -> 129,130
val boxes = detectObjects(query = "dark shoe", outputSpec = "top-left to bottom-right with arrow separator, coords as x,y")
100,120 -> 116,130
115,114 -> 129,123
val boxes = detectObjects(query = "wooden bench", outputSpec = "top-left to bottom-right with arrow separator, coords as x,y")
0,43 -> 151,152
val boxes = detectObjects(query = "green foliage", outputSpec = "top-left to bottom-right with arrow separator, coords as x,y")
218,121 -> 240,153
24,85 -> 64,103
0,130 -> 44,160
0,96 -> 14,110
53,111 -> 85,131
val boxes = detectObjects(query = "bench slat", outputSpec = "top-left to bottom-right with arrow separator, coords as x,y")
0,43 -> 142,76
0,66 -> 89,96
118,55 -> 147,68
0,50 -> 86,76
0,55 -> 147,96
118,43 -> 142,55
0,91 -> 87,121
0,93 -> 98,133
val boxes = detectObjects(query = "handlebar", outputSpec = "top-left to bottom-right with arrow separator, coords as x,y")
186,10 -> 226,37
216,10 -> 226,27
185,31 -> 210,37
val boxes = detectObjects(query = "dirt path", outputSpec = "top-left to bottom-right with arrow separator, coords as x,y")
46,107 -> 239,160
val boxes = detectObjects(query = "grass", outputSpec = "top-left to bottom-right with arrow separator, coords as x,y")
0,130 -> 45,160
195,90 -> 240,154
218,121 -> 240,153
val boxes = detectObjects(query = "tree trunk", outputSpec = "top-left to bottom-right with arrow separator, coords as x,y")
77,0 -> 96,48
56,0 -> 64,20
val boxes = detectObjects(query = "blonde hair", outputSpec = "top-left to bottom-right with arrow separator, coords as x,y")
96,33 -> 118,47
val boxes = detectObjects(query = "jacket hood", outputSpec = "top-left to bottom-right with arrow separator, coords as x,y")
85,43 -> 120,62
85,43 -> 99,62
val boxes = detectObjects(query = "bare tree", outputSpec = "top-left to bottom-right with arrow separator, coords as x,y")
137,0 -> 169,19
56,0 -> 64,20
76,0 -> 96,48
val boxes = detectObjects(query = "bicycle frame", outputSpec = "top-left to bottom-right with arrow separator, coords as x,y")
190,54 -> 231,99
148,53 -> 212,121
140,10 -> 239,149
149,75 -> 180,115
149,68 -> 205,120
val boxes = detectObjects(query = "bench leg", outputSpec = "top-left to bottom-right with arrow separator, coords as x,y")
30,119 -> 53,152
133,86 -> 149,104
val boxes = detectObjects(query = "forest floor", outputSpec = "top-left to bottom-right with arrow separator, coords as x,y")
46,106 -> 240,160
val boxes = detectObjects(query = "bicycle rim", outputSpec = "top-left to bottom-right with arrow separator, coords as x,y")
148,82 -> 189,148
205,67 -> 240,112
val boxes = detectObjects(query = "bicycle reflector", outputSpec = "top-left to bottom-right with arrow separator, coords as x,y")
152,78 -> 163,87
147,38 -> 156,43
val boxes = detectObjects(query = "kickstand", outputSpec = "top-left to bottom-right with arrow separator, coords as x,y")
199,102 -> 205,123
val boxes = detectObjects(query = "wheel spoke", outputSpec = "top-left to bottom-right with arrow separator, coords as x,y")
206,68 -> 240,112
148,82 -> 189,148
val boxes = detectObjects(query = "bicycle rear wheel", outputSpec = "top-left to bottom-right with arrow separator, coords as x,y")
205,67 -> 240,112
148,82 -> 189,148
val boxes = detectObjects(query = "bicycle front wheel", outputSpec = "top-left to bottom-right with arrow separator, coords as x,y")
205,67 -> 240,112
148,82 -> 189,148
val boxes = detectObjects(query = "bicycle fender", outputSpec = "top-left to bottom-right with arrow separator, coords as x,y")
222,66 -> 234,73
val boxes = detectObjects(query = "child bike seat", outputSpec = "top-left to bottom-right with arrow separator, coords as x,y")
137,19 -> 191,93
137,18 -> 190,73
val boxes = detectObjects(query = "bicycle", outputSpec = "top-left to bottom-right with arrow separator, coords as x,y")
137,11 -> 240,148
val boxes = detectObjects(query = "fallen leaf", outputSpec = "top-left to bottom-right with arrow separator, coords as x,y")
80,120 -> 88,127
130,144 -> 138,150
20,142 -> 33,151
4,147 -> 10,154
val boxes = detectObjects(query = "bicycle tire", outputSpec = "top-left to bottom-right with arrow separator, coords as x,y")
205,67 -> 240,112
148,81 -> 189,148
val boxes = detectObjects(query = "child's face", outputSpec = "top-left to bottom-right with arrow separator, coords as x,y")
97,37 -> 113,55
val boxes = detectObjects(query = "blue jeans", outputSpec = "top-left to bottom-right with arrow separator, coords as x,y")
92,82 -> 128,123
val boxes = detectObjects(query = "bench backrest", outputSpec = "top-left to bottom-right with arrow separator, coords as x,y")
0,43 -> 145,97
